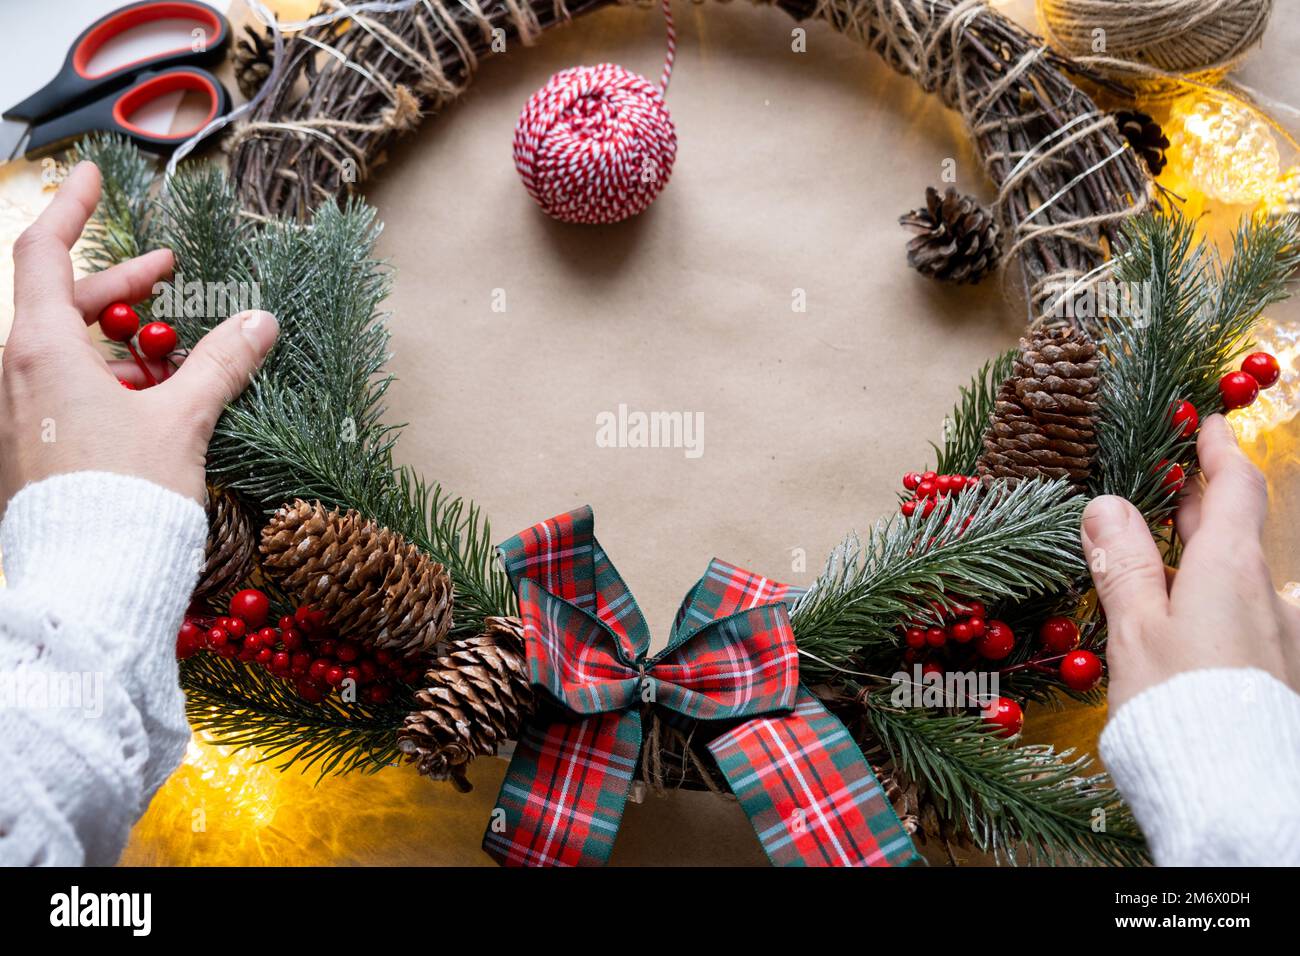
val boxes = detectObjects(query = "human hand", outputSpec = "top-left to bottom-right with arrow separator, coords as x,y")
1,161 -> 278,510
1081,413 -> 1300,711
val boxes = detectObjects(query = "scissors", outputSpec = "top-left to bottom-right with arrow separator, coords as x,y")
0,0 -> 232,164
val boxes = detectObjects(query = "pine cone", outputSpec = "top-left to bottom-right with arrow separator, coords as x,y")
976,327 -> 1100,493
399,616 -> 534,791
260,500 -> 453,655
1112,110 -> 1170,177
192,486 -> 256,604
899,187 -> 1002,284
231,22 -> 275,100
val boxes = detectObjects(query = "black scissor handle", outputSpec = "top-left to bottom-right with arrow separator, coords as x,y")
23,65 -> 230,156
4,1 -> 230,124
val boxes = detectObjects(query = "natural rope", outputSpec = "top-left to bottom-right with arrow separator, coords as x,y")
1039,0 -> 1272,89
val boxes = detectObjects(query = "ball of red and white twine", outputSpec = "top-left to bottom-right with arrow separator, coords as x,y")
513,0 -> 678,224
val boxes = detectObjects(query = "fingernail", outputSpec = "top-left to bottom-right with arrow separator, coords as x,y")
1205,413 -> 1237,445
239,310 -> 278,354
1082,494 -> 1130,544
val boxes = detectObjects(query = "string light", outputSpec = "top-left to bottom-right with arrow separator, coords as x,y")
1166,93 -> 1281,205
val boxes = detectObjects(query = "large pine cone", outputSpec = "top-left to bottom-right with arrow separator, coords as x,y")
899,187 -> 1002,284
192,486 -> 256,604
260,500 -> 453,655
976,327 -> 1100,493
399,616 -> 534,792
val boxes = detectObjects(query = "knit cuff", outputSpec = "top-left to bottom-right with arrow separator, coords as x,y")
1100,667 -> 1300,866
0,472 -> 207,643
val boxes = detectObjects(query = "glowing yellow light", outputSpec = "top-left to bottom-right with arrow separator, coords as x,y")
1228,317 -> 1300,444
1256,165 -> 1300,222
1166,94 -> 1280,206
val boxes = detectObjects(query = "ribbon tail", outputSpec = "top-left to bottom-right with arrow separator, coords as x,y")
483,709 -> 642,867
707,687 -> 920,867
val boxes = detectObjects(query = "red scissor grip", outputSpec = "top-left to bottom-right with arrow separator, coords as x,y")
73,1 -> 224,80
112,68 -> 220,140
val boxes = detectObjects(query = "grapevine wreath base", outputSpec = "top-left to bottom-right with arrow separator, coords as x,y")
70,0 -> 1300,865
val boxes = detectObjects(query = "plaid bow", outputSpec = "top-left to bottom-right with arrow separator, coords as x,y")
484,506 -> 918,868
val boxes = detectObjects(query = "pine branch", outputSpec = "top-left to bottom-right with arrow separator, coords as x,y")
68,132 -> 161,271
864,692 -> 1149,865
792,479 -> 1085,679
1093,212 -> 1300,524
180,652 -> 412,777
933,349 -> 1016,475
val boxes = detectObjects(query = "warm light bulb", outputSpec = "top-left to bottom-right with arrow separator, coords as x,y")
1167,94 -> 1280,205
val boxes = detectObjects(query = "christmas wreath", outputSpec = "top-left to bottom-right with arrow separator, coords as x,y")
69,0 -> 1300,866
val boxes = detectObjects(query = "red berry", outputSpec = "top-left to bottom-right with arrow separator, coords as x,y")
97,302 -> 139,342
1219,371 -> 1259,410
900,500 -> 917,517
1039,616 -> 1080,654
296,680 -> 325,703
255,648 -> 273,666
967,616 -> 985,637
137,321 -> 177,360
921,662 -> 944,678
295,606 -> 328,633
271,651 -> 291,673
975,620 -> 1015,660
965,601 -> 987,619
229,589 -> 271,629
278,615 -> 296,632
224,617 -> 246,640
280,627 -> 304,651
325,666 -> 345,687
176,622 -> 203,659
309,659 -> 330,682
344,665 -> 361,685
1171,400 -> 1198,438
1242,351 -> 1281,389
922,498 -> 936,517
217,643 -> 238,658
291,651 -> 312,675
319,639 -> 337,657
1060,650 -> 1104,691
243,632 -> 262,653
950,622 -> 973,643
916,479 -> 937,498
336,641 -> 360,663
358,660 -> 379,684
206,627 -> 228,649
925,627 -> 946,648
257,626 -> 278,645
902,472 -> 921,491
1157,459 -> 1186,493
981,697 -> 1024,738
365,684 -> 393,705
904,627 -> 927,649
921,471 -> 937,482
936,475 -> 954,495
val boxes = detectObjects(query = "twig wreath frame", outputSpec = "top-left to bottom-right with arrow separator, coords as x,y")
78,0 -> 1300,865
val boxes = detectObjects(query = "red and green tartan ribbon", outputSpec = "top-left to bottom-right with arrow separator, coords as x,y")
484,506 -> 918,868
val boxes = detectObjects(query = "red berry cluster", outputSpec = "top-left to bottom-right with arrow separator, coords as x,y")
176,588 -> 425,706
98,301 -> 178,390
899,606 -> 1106,739
899,470 -> 980,518
1219,351 -> 1281,411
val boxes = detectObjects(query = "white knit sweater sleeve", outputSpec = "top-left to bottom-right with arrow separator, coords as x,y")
0,472 -> 205,866
1100,666 -> 1300,866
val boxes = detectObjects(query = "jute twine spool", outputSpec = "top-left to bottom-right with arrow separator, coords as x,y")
1039,0 -> 1272,91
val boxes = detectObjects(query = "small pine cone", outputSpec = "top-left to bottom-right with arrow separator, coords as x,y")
192,486 -> 256,604
1112,109 -> 1170,177
976,327 -> 1100,494
260,500 -> 453,655
399,616 -> 534,791
231,22 -> 275,100
899,187 -> 1002,284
